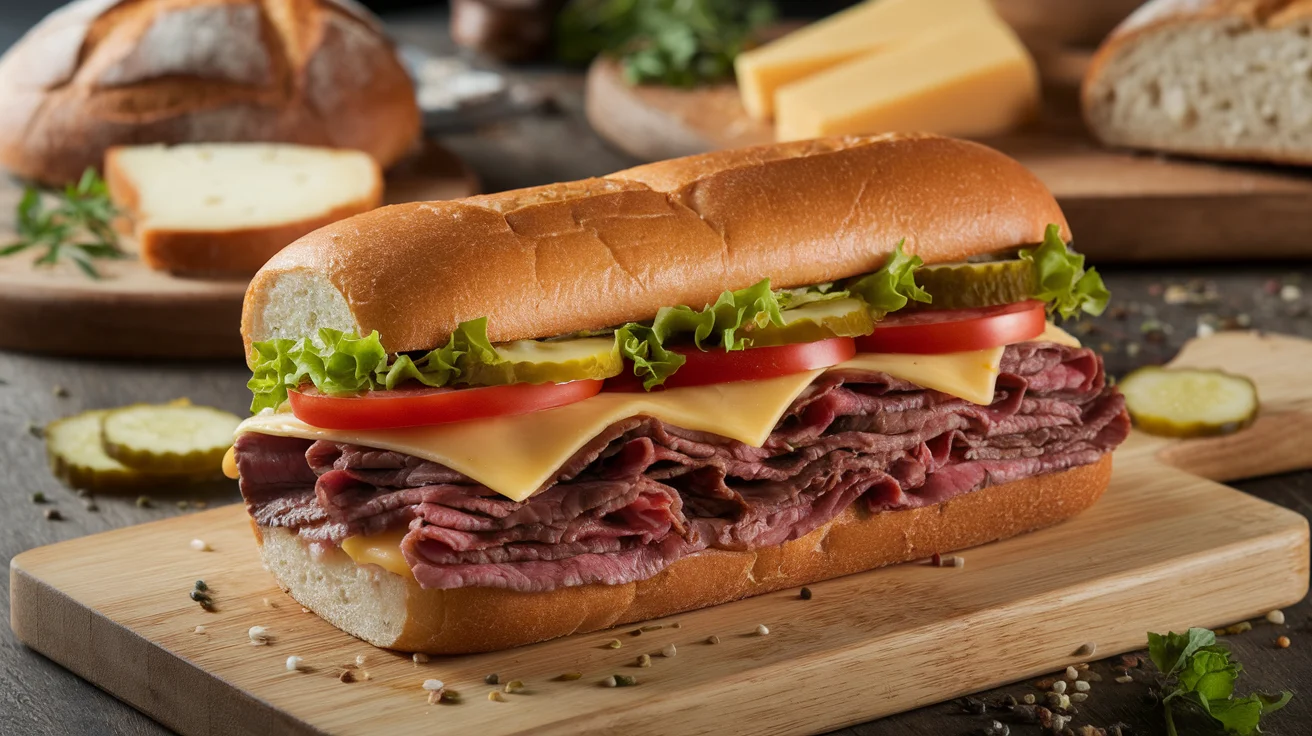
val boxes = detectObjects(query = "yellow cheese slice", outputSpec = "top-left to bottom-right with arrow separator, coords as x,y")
341,531 -> 412,578
1036,321 -> 1081,348
833,345 -> 1005,406
237,370 -> 824,503
734,0 -> 1000,119
774,19 -> 1039,142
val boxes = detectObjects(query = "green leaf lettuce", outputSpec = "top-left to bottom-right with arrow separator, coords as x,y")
846,240 -> 932,318
1020,224 -> 1110,320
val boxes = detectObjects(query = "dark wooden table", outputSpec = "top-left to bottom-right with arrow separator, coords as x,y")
3,9 -> 1312,736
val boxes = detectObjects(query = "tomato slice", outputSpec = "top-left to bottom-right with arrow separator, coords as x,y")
287,380 -> 604,430
855,301 -> 1046,354
605,337 -> 856,392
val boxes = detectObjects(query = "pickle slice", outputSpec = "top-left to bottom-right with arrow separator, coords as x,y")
463,336 -> 623,385
1120,367 -> 1259,438
102,403 -> 243,474
46,410 -> 212,491
914,260 -> 1036,310
748,297 -> 875,347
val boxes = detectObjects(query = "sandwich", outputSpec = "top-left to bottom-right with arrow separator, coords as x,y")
225,133 -> 1129,654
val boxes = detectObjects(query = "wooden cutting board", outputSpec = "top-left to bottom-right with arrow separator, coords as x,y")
9,331 -> 1311,736
0,139 -> 478,360
586,52 -> 1312,263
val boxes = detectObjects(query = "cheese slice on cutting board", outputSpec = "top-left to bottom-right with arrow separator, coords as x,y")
734,0 -> 1001,120
774,18 -> 1039,142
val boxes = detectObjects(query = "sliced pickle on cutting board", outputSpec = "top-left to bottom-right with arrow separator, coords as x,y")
914,260 -> 1036,310
46,410 -> 213,491
1120,367 -> 1259,438
463,336 -> 623,385
102,403 -> 243,474
748,297 -> 874,347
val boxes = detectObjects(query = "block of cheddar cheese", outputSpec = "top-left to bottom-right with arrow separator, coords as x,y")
733,0 -> 1000,120
773,19 -> 1039,142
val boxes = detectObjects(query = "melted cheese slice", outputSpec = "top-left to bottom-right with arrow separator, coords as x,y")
341,531 -> 412,578
239,324 -> 1080,503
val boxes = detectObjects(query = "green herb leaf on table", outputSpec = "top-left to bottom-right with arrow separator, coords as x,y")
1147,627 -> 1292,736
0,168 -> 125,279
1020,224 -> 1110,320
556,0 -> 776,87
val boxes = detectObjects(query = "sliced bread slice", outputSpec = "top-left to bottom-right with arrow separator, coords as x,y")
1083,0 -> 1312,166
106,143 -> 384,276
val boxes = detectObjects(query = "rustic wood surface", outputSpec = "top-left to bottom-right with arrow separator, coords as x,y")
585,51 -> 1312,263
0,138 -> 476,360
2,8 -> 1312,736
9,334 -> 1312,736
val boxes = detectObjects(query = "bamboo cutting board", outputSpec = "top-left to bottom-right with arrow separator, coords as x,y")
0,139 -> 477,360
586,53 -> 1312,263
9,332 -> 1312,736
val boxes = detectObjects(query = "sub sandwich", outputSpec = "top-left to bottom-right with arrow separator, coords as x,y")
225,134 -> 1129,654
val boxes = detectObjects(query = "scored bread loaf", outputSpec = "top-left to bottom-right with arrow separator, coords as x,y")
0,0 -> 419,185
242,133 -> 1069,359
1083,0 -> 1312,165
258,455 -> 1112,654
106,143 -> 383,276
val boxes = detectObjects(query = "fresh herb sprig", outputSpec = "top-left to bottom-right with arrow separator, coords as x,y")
1148,628 -> 1291,736
556,0 -> 775,87
1,168 -> 125,279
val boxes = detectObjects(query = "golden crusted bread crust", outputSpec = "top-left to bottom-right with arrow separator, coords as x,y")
259,456 -> 1113,654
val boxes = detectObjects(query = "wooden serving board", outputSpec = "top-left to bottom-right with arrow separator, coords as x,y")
586,52 -> 1312,263
9,331 -> 1312,736
0,139 -> 478,360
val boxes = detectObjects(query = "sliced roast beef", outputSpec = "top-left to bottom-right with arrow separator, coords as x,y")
236,342 -> 1129,593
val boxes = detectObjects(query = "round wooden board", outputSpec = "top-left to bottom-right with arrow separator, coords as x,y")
585,55 -> 1312,263
0,139 -> 478,360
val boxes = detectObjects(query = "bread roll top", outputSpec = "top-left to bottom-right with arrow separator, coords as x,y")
243,134 -> 1068,358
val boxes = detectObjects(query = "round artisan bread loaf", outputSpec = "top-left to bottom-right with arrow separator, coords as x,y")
257,455 -> 1111,654
0,0 -> 419,185
242,134 -> 1069,360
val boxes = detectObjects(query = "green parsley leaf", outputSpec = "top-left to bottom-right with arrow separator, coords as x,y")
1,168 -> 125,279
1148,628 -> 1292,736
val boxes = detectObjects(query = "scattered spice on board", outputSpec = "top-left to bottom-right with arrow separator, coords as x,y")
136,495 -> 152,508
502,680 -> 525,694
636,654 -> 652,668
799,587 -> 812,600
661,643 -> 677,658
755,624 -> 770,636
706,635 -> 720,645
1277,636 -> 1291,649
338,670 -> 355,684
484,673 -> 499,685
30,491 -> 46,503
285,656 -> 304,672
52,385 -> 69,398
189,539 -> 210,551
439,690 -> 461,704
604,638 -> 622,649
487,691 -> 506,702
1267,610 -> 1286,625
412,653 -> 429,665
247,626 -> 270,645
43,508 -> 62,521
556,672 -> 583,681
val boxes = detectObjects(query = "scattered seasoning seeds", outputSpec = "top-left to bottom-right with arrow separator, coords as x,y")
189,538 -> 210,552
1073,680 -> 1090,693
661,643 -> 677,658
1267,609 -> 1286,625
30,491 -> 46,503
44,509 -> 63,521
1070,693 -> 1088,703
636,654 -> 652,668
188,590 -> 211,603
355,654 -> 367,667
629,629 -> 643,637
670,622 -> 681,629
706,635 -> 720,645
194,580 -> 208,592
756,624 -> 770,636
412,653 -> 430,664
1277,636 -> 1292,649
1052,680 -> 1067,694
556,672 -> 583,681
136,496 -> 152,508
503,680 -> 525,694
604,639 -> 622,649
176,500 -> 189,510
84,500 -> 99,512
484,673 -> 500,685
488,691 -> 507,702
339,670 -> 356,684
1224,621 -> 1253,635
193,626 -> 206,635
951,555 -> 965,568
1065,666 -> 1079,680
1022,694 -> 1036,705
601,676 -> 618,688
440,690 -> 461,704
1114,675 -> 1134,684
799,587 -> 813,600
422,679 -> 445,692
285,656 -> 304,672
613,675 -> 637,687
640,625 -> 663,632
248,626 -> 271,645
25,422 -> 45,439
52,385 -> 69,397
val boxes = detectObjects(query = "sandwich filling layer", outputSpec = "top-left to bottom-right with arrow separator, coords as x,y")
236,342 -> 1128,593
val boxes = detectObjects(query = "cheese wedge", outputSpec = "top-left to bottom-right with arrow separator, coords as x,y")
734,0 -> 1000,120
774,19 -> 1039,142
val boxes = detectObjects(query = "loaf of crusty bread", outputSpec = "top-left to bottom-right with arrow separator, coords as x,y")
1083,0 -> 1312,165
0,0 -> 419,185
258,456 -> 1111,654
106,143 -> 383,276
242,133 -> 1069,359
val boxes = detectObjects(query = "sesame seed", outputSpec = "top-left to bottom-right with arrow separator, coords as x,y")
285,656 -> 304,672
488,691 -> 506,702
1277,636 -> 1292,649
412,652 -> 429,664
756,624 -> 770,636
1115,675 -> 1134,684
422,679 -> 445,691
1074,680 -> 1090,692
1267,610 -> 1286,625
604,639 -> 622,649
601,676 -> 618,688
190,539 -> 211,552
1065,666 -> 1079,680
951,556 -> 965,568
439,690 -> 461,704
1022,694 -> 1035,705
706,635 -> 720,645
661,643 -> 677,658
247,626 -> 270,645
670,622 -> 681,629
1051,680 -> 1067,694
503,680 -> 524,694
355,655 -> 367,667
136,496 -> 152,508
193,625 -> 206,634
1070,692 -> 1088,703
637,654 -> 652,668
